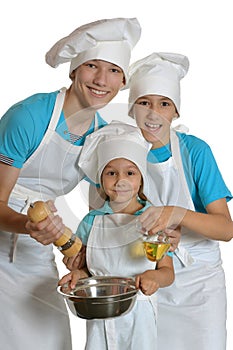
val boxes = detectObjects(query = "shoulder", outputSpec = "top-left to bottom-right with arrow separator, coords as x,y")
13,91 -> 58,115
176,132 -> 214,161
81,203 -> 108,223
0,91 -> 59,167
177,132 -> 210,149
2,91 -> 58,125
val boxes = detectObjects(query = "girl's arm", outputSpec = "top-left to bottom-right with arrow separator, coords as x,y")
135,255 -> 174,295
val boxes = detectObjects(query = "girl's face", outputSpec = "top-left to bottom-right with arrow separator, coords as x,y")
70,59 -> 125,110
133,95 -> 178,149
101,158 -> 142,212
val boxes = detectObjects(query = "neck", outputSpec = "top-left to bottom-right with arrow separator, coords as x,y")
109,198 -> 144,215
63,88 -> 96,135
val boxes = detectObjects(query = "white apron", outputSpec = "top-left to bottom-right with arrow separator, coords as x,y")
0,88 -> 98,350
85,214 -> 158,350
146,127 -> 227,350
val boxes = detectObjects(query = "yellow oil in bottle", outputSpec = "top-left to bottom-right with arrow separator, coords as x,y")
143,241 -> 171,262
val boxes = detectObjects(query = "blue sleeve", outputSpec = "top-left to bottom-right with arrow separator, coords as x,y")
75,213 -> 95,245
0,92 -> 58,168
0,104 -> 37,168
166,251 -> 173,257
179,133 -> 232,211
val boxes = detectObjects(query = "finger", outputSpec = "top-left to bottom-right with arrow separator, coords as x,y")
46,200 -> 57,213
140,212 -> 163,232
135,275 -> 140,289
140,286 -> 149,295
63,256 -> 68,265
140,217 -> 159,232
138,208 -> 157,226
70,272 -> 81,289
58,273 -> 72,286
149,224 -> 165,236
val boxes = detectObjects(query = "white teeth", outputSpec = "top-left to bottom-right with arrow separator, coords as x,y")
145,122 -> 161,129
90,88 -> 107,95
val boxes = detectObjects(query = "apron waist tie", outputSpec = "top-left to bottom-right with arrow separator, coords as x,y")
9,233 -> 19,263
104,319 -> 117,350
175,246 -> 195,267
9,196 -> 31,263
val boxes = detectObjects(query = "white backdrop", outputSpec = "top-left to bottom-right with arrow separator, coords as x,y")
1,0 -> 233,348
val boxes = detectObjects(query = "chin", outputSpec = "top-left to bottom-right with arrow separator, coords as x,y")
142,132 -> 158,143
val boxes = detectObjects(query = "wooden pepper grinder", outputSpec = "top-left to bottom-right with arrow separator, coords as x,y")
27,201 -> 82,257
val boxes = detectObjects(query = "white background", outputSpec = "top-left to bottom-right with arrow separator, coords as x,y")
1,0 -> 233,348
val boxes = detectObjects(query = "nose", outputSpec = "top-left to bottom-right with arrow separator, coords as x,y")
115,176 -> 129,188
147,105 -> 161,119
93,68 -> 107,87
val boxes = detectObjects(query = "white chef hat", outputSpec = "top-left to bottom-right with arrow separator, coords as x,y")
45,18 -> 141,85
127,52 -> 189,115
78,121 -> 151,195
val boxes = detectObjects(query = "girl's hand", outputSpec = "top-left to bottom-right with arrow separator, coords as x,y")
58,271 -> 80,292
63,246 -> 86,270
59,268 -> 90,291
135,270 -> 160,295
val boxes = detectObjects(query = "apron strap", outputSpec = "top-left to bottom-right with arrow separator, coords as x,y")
170,128 -> 195,211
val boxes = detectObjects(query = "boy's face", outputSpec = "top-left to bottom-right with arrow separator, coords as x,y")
101,158 -> 142,209
70,59 -> 125,110
133,95 -> 178,149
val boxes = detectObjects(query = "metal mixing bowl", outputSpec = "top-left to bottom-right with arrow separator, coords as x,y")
57,276 -> 138,319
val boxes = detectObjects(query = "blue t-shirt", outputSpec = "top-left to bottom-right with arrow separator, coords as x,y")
0,90 -> 107,168
147,132 -> 232,212
76,199 -> 173,257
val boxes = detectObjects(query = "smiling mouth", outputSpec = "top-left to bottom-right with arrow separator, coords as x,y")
113,190 -> 131,195
89,87 -> 108,96
144,122 -> 162,131
115,190 -> 130,193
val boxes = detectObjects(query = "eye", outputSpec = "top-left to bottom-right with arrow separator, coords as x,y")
161,101 -> 170,107
127,171 -> 135,176
106,171 -> 116,176
110,67 -> 122,74
84,62 -> 97,69
136,100 -> 150,107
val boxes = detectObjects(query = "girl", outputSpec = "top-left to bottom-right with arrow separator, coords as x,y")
59,122 -> 175,350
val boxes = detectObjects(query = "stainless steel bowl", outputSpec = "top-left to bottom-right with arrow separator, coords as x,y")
57,276 -> 138,320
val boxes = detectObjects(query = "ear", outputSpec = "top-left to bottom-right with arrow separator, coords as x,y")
69,69 -> 76,81
121,77 -> 126,89
173,113 -> 179,120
